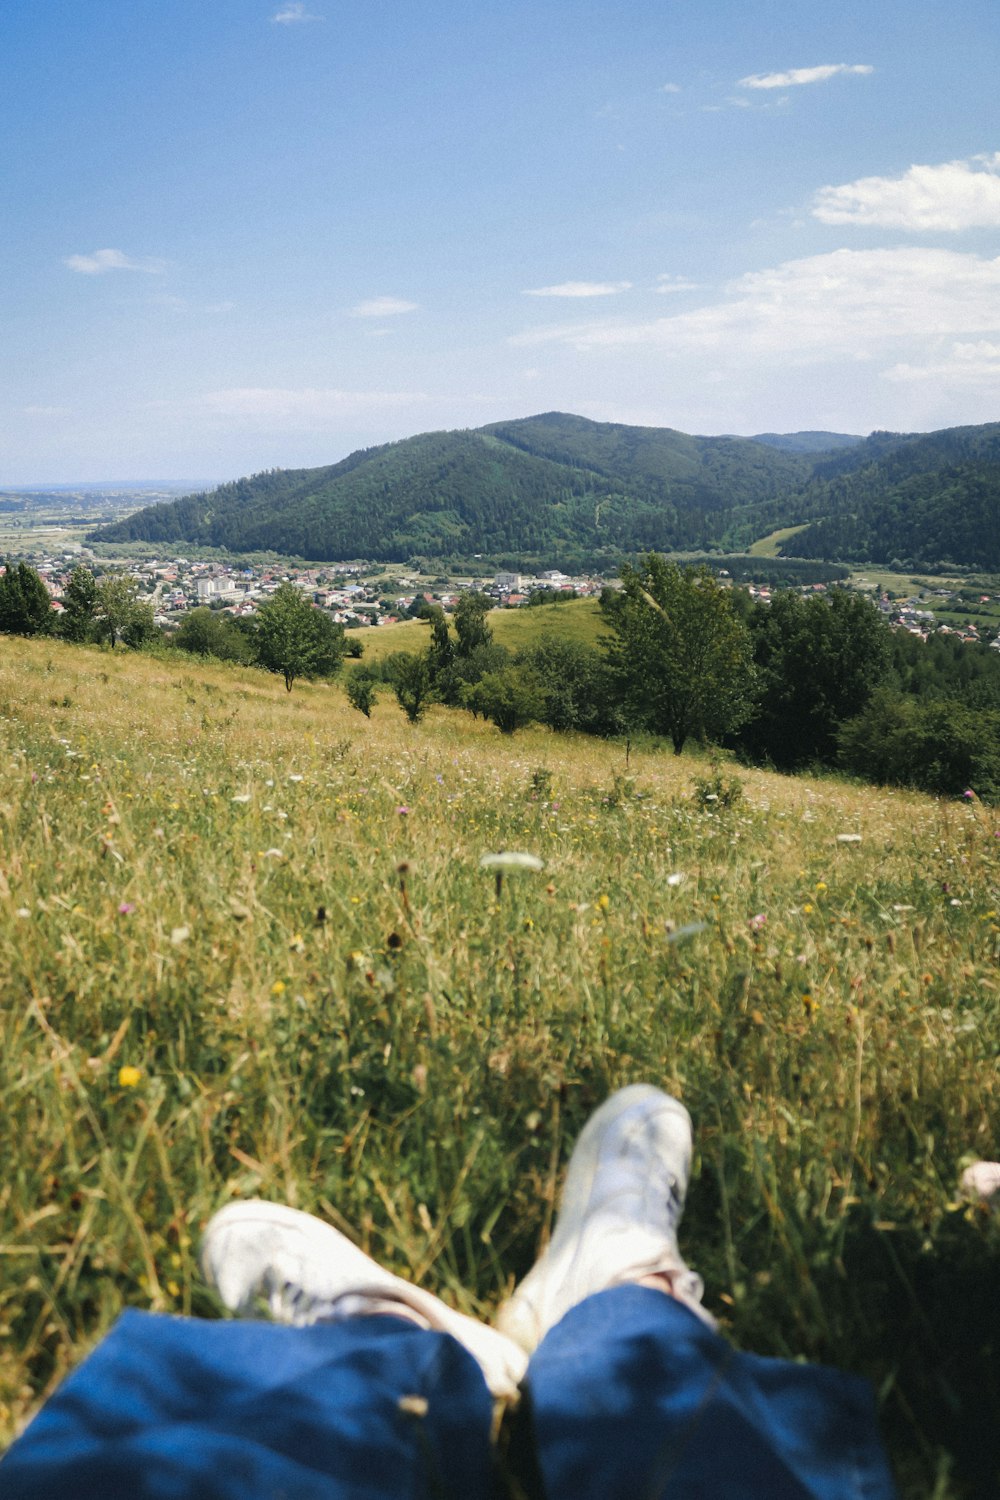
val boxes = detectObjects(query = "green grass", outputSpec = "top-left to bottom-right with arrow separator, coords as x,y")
1,634 -> 999,1495
748,524 -> 809,557
348,596 -> 604,663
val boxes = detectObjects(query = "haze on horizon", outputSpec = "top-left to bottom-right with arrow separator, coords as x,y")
2,0 -> 998,485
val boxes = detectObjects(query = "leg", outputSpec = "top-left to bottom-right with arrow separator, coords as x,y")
500,1086 -> 897,1500
1,1203 -> 528,1500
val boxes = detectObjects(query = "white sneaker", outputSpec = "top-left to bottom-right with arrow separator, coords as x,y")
496,1084 -> 711,1353
200,1200 -> 528,1401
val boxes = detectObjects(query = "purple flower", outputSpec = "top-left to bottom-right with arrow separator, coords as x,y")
396,805 -> 409,816
748,913 -> 766,931
118,902 -> 136,916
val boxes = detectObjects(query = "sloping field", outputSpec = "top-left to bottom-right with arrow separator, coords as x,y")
348,595 -> 604,663
0,635 -> 997,1494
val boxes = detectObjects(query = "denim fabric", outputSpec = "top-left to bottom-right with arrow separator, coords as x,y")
525,1286 -> 897,1500
0,1309 -> 495,1500
0,1291 -> 896,1499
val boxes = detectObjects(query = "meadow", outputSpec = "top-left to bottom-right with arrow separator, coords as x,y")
0,634 -> 998,1496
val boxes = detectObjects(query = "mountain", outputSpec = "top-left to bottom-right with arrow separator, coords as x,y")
748,431 -> 863,455
88,413 -> 814,565
778,423 -> 1000,569
88,412 -> 1000,570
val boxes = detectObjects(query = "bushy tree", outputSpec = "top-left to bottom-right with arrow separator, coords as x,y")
840,690 -> 1000,800
96,575 -> 156,650
601,557 -> 756,755
174,607 -> 253,663
468,665 -> 544,734
60,566 -> 98,643
741,590 -> 891,769
518,635 -> 617,735
453,592 -> 493,658
0,561 -> 53,637
253,583 -> 346,691
345,669 -> 379,718
383,651 -> 433,723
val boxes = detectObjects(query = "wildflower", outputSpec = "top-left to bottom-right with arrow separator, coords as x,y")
170,926 -> 190,945
597,894 -> 610,911
288,774 -> 303,783
118,902 -> 136,916
118,1065 -> 142,1089
480,850 -> 544,900
802,994 -> 816,1017
666,872 -> 686,887
802,903 -> 814,915
396,805 -> 409,816
748,913 -> 766,931
262,848 -> 284,859
836,834 -> 862,844
288,932 -> 305,952
271,980 -> 287,996
815,882 -> 827,893
231,794 -> 251,804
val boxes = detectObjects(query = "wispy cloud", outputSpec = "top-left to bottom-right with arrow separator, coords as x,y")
64,248 -> 166,276
349,295 -> 419,318
272,3 -> 323,23
813,153 -> 1000,231
655,274 -> 699,294
739,63 -> 873,90
201,387 -> 428,426
510,249 -> 1000,368
660,83 -> 681,94
523,280 -> 632,298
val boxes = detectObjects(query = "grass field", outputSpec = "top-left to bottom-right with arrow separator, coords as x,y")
1,634 -> 998,1495
348,596 -> 605,662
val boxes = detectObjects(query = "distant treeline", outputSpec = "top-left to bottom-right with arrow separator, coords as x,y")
5,553 -> 999,802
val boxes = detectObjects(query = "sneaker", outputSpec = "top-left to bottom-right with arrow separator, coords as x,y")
201,1200 -> 528,1401
496,1084 -> 711,1353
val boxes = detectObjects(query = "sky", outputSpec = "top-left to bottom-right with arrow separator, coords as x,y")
2,0 -> 998,483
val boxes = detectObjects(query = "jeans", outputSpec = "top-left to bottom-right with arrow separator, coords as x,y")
0,1287 -> 896,1499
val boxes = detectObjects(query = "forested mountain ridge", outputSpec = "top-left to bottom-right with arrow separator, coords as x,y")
89,412 -> 1000,568
88,414 -> 814,564
780,422 -> 1000,568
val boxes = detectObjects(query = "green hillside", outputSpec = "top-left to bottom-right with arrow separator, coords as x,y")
781,423 -> 1000,568
90,413 -> 813,566
90,412 -> 1000,571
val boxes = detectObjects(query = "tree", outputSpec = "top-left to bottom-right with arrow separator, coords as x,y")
253,583 -> 346,691
60,565 -> 98,643
174,607 -> 253,663
468,665 -> 544,734
453,592 -> 493,659
96,575 -> 156,649
741,590 -> 891,769
0,561 -> 53,637
601,556 -> 756,755
383,652 -> 433,723
345,670 -> 379,718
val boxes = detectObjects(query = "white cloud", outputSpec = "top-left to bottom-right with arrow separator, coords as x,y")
813,153 -> 1000,231
64,248 -> 166,275
655,274 -> 699,294
510,248 -> 1000,366
200,387 -> 428,427
272,3 -> 322,23
884,340 -> 1000,385
739,63 -> 873,90
660,83 -> 681,94
349,296 -> 419,318
523,280 -> 632,298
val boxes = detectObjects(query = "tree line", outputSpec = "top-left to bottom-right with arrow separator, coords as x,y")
0,563 -> 348,693
4,555 -> 1000,801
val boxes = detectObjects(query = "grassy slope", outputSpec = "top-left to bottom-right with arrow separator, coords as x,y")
348,597 -> 605,663
1,636 -> 999,1495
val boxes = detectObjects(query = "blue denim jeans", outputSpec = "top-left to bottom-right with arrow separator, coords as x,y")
0,1288 -> 896,1499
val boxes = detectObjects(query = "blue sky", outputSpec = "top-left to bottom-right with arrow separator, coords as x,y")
2,0 -> 998,481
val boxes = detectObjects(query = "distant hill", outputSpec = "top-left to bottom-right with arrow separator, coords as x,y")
748,431 -> 863,455
778,423 -> 1000,569
89,413 -> 813,566
88,412 -> 1000,570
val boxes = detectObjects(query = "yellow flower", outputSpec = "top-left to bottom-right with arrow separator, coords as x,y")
597,893 -> 610,911
118,1065 -> 142,1089
271,980 -> 286,996
803,903 -> 814,914
815,882 -> 827,892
